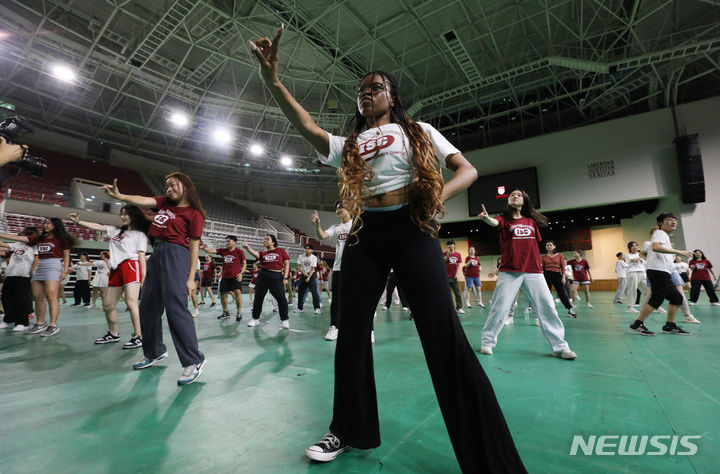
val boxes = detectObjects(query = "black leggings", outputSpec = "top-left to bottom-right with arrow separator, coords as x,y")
74,280 -> 90,305
330,271 -> 341,327
689,279 -> 718,303
2,276 -> 33,326
543,271 -> 573,309
330,207 -> 526,473
384,271 -> 408,308
251,269 -> 288,321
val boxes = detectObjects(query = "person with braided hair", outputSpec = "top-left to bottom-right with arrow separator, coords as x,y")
251,25 -> 526,473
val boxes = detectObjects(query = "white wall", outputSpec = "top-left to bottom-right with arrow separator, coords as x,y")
443,95 -> 720,264
231,199 -> 339,237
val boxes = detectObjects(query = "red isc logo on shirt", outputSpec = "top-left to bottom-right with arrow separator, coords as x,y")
696,263 -> 706,270
337,233 -> 348,241
264,254 -> 278,262
224,255 -> 234,264
513,226 -> 532,237
14,249 -> 26,256
449,256 -> 459,264
112,234 -> 125,243
37,243 -> 52,253
358,135 -> 395,158
154,214 -> 170,225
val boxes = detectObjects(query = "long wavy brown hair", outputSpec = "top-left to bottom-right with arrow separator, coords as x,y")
340,71 -> 445,240
165,171 -> 206,218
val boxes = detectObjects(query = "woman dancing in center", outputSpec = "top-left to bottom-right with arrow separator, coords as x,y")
251,25 -> 526,472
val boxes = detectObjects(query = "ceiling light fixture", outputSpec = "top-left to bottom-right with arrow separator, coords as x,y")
169,112 -> 189,127
213,128 -> 233,145
250,144 -> 264,156
280,155 -> 292,166
51,64 -> 77,83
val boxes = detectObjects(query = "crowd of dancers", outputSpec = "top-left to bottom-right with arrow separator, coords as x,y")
1,24 -> 718,472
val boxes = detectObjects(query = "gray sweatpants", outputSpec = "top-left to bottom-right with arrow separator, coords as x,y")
482,272 -> 570,352
140,242 -> 204,367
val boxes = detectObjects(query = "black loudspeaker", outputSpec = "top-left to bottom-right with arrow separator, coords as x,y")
102,202 -> 111,212
673,134 -> 705,204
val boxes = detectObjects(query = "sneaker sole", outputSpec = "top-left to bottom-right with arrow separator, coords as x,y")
40,328 -> 60,337
95,339 -> 120,344
662,330 -> 691,335
305,446 -> 351,462
630,327 -> 655,336
122,344 -> 143,349
178,359 -> 207,385
27,326 -> 49,335
133,352 -> 169,370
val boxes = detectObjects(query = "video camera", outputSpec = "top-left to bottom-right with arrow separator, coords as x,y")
0,116 -> 48,183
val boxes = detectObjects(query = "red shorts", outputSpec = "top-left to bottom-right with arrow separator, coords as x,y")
108,259 -> 143,287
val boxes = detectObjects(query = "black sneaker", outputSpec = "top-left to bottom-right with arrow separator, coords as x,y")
210,302 -> 216,308
568,308 -> 578,318
199,301 -> 205,305
305,432 -> 350,462
662,323 -> 691,335
235,312 -> 242,322
95,332 -> 121,344
630,321 -> 655,336
217,311 -> 230,320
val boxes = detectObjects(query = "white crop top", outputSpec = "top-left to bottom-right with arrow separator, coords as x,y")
317,122 -> 460,197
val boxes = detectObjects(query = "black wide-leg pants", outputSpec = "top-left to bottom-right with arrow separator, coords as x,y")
329,207 -> 526,473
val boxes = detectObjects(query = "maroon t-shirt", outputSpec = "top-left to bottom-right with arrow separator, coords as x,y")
542,253 -> 566,274
259,248 -> 289,272
27,235 -> 72,259
570,258 -> 590,281
496,215 -> 543,274
465,256 -> 480,278
445,251 -> 462,278
217,248 -> 246,279
149,197 -> 204,248
201,261 -> 215,280
690,259 -> 713,281
250,269 -> 260,284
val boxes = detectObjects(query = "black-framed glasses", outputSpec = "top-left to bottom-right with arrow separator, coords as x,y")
354,83 -> 387,96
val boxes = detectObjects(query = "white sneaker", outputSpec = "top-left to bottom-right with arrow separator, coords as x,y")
294,308 -> 302,313
12,324 -> 28,332
480,345 -> 493,355
328,298 -> 332,303
688,302 -> 695,306
324,325 -> 338,341
192,309 -> 199,318
712,302 -> 720,306
382,306 -> 389,310
477,302 -> 485,308
87,304 -> 95,309
626,307 -> 640,314
553,349 -> 577,360
457,308 -> 465,314
534,318 -> 540,326
586,303 -> 593,308
555,298 -> 561,303
504,317 -> 514,326
314,308 -> 321,314
654,307 -> 667,314
0,322 -> 8,329
683,315 -> 700,324
402,307 -> 409,311
247,319 -> 260,327
466,301 -> 471,308
370,330 -> 375,344
281,320 -> 289,329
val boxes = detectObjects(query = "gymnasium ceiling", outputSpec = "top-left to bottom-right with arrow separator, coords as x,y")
1,0 -> 719,193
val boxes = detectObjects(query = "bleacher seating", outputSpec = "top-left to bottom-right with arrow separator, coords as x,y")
198,191 -> 260,228
3,148 -> 152,205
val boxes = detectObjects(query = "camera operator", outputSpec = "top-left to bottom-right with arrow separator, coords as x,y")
0,137 -> 26,166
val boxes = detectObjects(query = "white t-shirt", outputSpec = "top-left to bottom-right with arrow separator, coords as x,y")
646,230 -> 675,274
325,220 -> 353,271
625,252 -> 646,272
564,264 -> 573,279
93,260 -> 111,276
106,226 -> 148,270
6,242 -> 36,277
75,263 -> 91,280
317,122 -> 459,197
297,254 -> 318,276
675,261 -> 689,274
615,260 -> 629,278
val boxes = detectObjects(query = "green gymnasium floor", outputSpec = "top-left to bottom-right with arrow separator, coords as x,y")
1,292 -> 718,473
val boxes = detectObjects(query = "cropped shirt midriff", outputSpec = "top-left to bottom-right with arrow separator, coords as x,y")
317,122 -> 459,208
